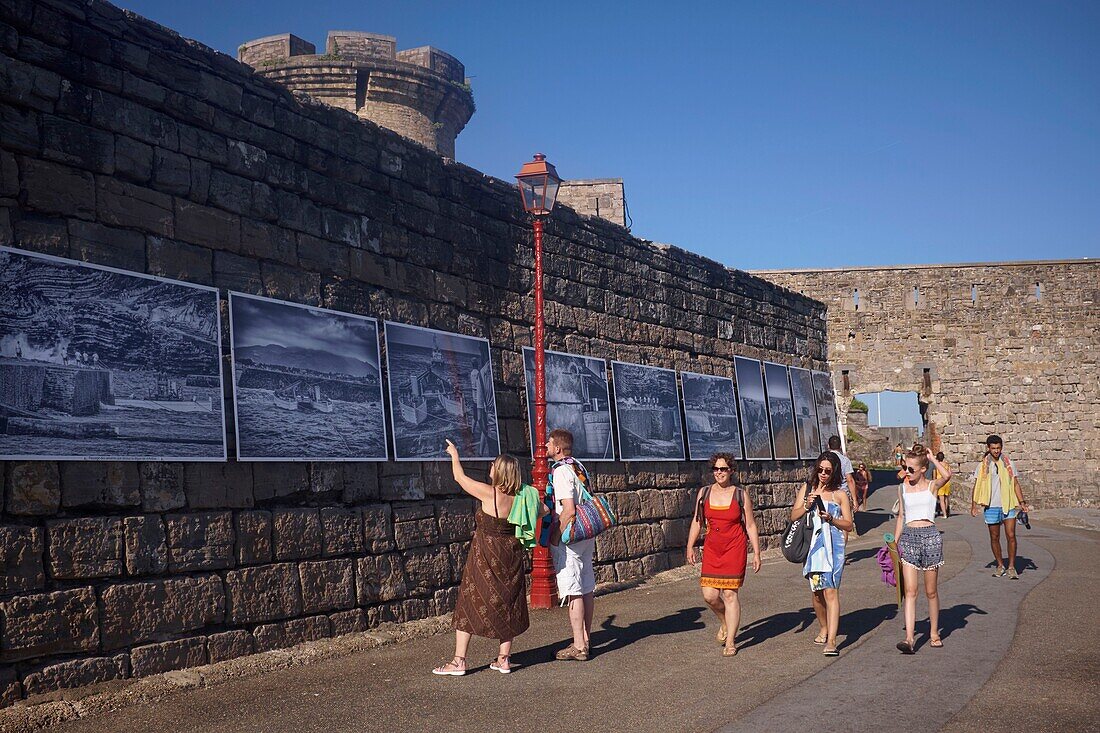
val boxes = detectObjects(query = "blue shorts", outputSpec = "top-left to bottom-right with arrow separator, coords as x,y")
983,507 -> 1018,525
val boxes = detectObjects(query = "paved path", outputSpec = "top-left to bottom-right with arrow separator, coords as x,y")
4,490 -> 1097,733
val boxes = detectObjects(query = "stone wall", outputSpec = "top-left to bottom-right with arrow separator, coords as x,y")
557,179 -> 627,227
753,260 -> 1100,507
0,0 -> 825,704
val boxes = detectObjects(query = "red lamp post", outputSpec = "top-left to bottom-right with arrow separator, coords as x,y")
515,153 -> 562,610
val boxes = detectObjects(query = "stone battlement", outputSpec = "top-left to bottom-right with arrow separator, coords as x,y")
238,31 -> 474,158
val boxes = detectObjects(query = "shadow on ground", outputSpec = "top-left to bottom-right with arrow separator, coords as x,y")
510,607 -> 706,670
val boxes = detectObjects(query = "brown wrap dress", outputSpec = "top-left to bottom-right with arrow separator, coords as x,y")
452,503 -> 530,640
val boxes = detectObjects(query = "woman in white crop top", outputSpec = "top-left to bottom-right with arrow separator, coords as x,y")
893,444 -> 952,654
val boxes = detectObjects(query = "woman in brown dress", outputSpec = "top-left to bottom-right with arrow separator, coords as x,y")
432,440 -> 539,676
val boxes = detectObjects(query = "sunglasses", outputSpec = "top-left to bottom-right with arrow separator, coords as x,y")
903,466 -> 918,474
712,466 -> 731,472
817,467 -> 833,474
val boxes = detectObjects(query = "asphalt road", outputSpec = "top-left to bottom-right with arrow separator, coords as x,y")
4,488 -> 1096,733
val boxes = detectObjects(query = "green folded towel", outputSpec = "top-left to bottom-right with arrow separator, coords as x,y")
508,484 -> 541,549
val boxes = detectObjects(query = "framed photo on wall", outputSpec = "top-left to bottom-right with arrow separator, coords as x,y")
0,246 -> 226,461
812,370 -> 839,452
680,371 -> 743,461
610,360 -> 686,462
763,362 -> 798,460
734,356 -> 772,461
384,322 -> 499,461
522,347 -> 613,461
789,367 -> 822,460
229,293 -> 387,461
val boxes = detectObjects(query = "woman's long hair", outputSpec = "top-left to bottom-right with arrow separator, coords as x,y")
491,454 -> 522,496
809,451 -> 842,490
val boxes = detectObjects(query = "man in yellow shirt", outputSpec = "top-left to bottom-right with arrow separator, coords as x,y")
971,435 -> 1030,579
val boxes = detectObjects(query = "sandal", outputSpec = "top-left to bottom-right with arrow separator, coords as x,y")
929,638 -> 943,648
555,645 -> 588,662
431,656 -> 467,676
489,654 -> 512,673
716,624 -> 728,645
722,645 -> 737,657
823,647 -> 839,657
813,634 -> 828,645
896,640 -> 916,655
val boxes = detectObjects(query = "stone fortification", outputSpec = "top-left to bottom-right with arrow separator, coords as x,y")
0,0 -> 824,704
556,179 -> 627,227
238,30 -> 474,158
753,260 -> 1100,507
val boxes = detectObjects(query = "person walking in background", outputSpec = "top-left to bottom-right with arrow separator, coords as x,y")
432,441 -> 536,676
791,452 -> 854,657
934,451 -> 952,518
854,462 -> 872,511
828,435 -> 857,541
971,435 -> 1030,579
546,429 -> 596,661
894,443 -> 905,468
685,453 -> 762,656
894,445 -> 952,653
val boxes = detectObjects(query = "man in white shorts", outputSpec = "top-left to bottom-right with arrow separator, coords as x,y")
548,428 -> 595,661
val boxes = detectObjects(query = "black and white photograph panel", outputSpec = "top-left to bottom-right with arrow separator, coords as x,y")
734,356 -> 772,461
0,246 -> 225,461
522,347 -> 613,461
384,322 -> 499,461
812,370 -> 839,451
611,361 -> 685,462
789,367 -> 821,460
229,293 -> 387,461
680,371 -> 742,461
763,362 -> 798,460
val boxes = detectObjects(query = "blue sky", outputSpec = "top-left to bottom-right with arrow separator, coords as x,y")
857,391 -> 923,430
122,1 -> 1098,270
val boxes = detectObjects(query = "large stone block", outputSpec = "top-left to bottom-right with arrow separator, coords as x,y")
22,654 -> 129,696
436,499 -> 476,543
183,462 -> 254,509
235,510 -> 272,565
341,464 -> 379,504
174,199 -> 240,250
253,615 -> 331,653
402,545 -> 453,596
21,159 -> 94,219
309,463 -> 344,495
225,563 -> 302,624
361,504 -> 394,552
207,630 -> 253,664
42,115 -> 115,173
320,507 -> 363,556
393,517 -> 438,550
0,588 -> 99,662
131,637 -> 207,678
123,515 -> 168,576
46,517 -> 124,580
253,462 -> 310,501
139,462 -> 186,511
5,462 -> 60,516
329,608 -> 369,636
165,511 -> 235,572
0,526 -> 44,596
59,462 -> 140,508
355,554 -> 407,604
272,508 -> 321,561
100,575 -> 224,649
299,559 -> 356,614
1,666 -> 22,707
146,236 -> 213,286
96,178 -> 173,236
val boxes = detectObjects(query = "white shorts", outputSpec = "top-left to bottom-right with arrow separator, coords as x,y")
551,539 -> 595,598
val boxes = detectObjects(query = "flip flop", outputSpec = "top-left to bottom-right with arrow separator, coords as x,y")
813,635 -> 828,645
717,625 -> 728,644
722,645 -> 737,657
929,638 -> 943,648
896,641 -> 915,655
823,647 -> 839,657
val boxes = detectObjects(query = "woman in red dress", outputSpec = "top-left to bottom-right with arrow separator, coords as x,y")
686,453 -> 762,656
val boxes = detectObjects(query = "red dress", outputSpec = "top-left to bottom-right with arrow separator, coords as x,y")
700,495 -> 748,590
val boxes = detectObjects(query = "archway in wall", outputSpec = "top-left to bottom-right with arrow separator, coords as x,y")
844,389 -> 930,468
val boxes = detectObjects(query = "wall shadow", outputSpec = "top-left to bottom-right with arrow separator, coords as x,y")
838,603 -> 898,649
735,607 -> 817,651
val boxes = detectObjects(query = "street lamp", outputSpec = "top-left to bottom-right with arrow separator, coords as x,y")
515,153 -> 561,610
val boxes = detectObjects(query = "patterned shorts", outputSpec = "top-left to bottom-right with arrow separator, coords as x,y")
898,525 -> 944,570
